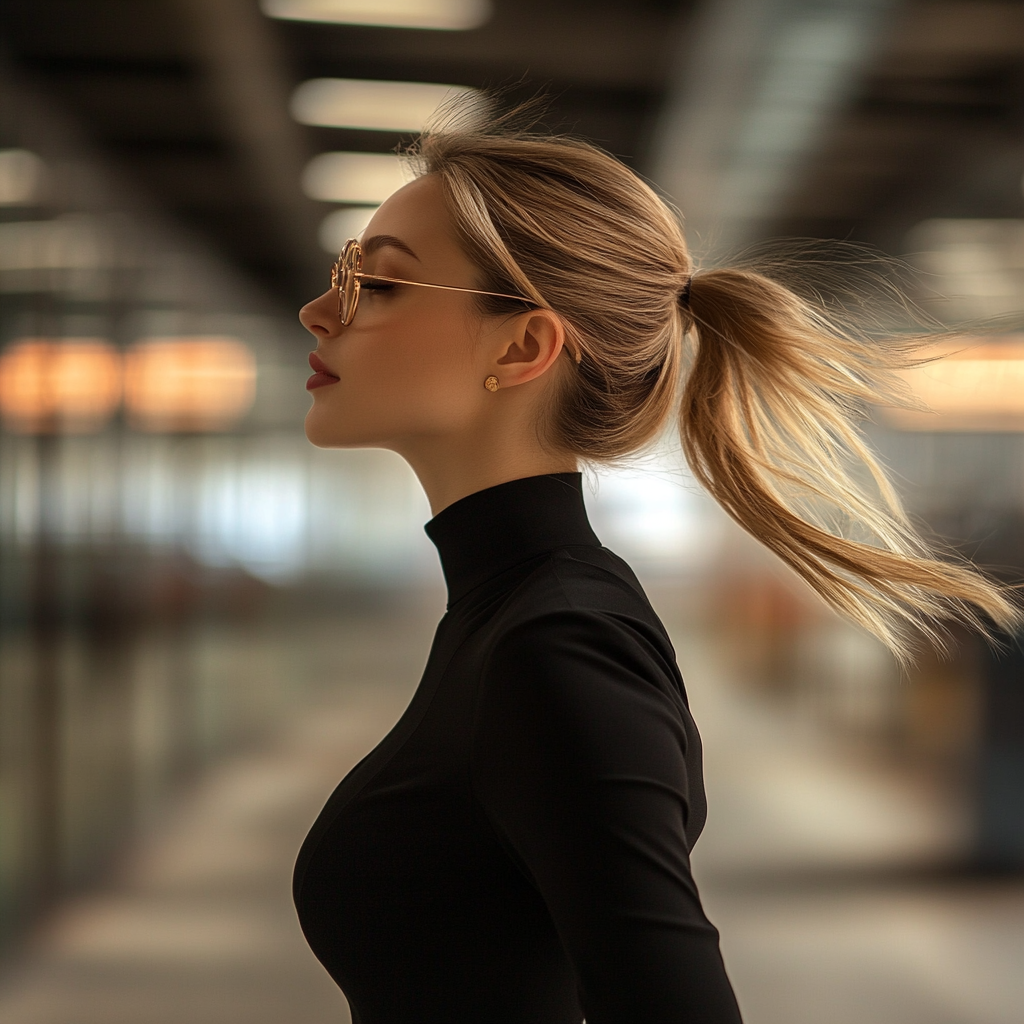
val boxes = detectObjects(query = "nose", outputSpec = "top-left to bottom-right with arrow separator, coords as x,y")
299,288 -> 341,339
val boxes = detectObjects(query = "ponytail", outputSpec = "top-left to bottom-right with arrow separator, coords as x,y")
680,268 -> 1021,662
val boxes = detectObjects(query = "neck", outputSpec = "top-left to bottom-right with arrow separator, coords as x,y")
424,472 -> 599,606
392,433 -> 577,516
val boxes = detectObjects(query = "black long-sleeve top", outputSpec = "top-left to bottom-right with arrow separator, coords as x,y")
293,473 -> 741,1023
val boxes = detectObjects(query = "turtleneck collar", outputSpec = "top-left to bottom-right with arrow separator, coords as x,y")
425,473 -> 601,606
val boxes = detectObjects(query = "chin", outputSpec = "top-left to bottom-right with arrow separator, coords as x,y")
304,403 -> 388,449
304,404 -> 347,448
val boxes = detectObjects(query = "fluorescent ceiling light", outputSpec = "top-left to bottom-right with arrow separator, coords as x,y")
885,340 -> 1024,431
302,152 -> 408,204
319,207 -> 379,253
0,149 -> 47,206
291,78 -> 482,132
260,0 -> 491,30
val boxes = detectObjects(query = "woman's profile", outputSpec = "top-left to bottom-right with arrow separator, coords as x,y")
292,112 -> 1018,1023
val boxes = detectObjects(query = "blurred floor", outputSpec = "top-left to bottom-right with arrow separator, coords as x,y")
673,609 -> 1024,1024
0,587 -> 1021,1024
0,694 -> 373,1024
0,594 -> 445,1024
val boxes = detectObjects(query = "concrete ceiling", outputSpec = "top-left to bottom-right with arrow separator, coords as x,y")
656,0 -> 1024,258
2,0 -> 1021,304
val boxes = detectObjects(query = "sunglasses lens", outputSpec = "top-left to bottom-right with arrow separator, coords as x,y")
341,270 -> 356,323
338,241 -> 361,324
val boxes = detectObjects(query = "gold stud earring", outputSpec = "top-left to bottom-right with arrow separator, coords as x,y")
484,375 -> 499,392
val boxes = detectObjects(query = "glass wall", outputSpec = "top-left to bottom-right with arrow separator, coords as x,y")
0,62 -> 438,947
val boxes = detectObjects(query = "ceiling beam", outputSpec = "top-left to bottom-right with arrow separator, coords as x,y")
176,0 -> 324,293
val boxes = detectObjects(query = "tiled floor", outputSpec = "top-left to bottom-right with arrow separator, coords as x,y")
0,595 -> 1021,1023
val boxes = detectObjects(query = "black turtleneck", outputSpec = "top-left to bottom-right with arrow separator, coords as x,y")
293,473 -> 741,1024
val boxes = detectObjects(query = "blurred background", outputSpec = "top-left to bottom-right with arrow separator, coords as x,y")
0,1 -> 1022,1021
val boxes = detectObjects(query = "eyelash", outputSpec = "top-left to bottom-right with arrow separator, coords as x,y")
360,279 -> 395,292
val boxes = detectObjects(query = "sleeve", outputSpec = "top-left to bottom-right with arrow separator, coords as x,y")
472,610 -> 742,1024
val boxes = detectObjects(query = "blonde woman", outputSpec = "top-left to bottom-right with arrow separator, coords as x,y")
292,121 -> 1017,1024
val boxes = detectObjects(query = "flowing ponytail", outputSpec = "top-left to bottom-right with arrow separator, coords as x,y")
681,269 -> 1020,660
415,117 -> 1021,663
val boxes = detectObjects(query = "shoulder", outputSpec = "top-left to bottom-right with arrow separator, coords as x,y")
472,555 -> 707,843
475,586 -> 695,781
495,546 -> 674,651
487,547 -> 682,696
480,606 -> 688,741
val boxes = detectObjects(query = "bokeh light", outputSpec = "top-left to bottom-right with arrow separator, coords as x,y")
889,339 -> 1024,430
0,148 -> 46,205
0,338 -> 121,432
260,0 -> 492,30
318,206 -> 378,252
291,78 -> 481,132
123,337 -> 257,432
301,152 -> 408,204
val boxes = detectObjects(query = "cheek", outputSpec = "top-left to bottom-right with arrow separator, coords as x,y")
304,309 -> 481,446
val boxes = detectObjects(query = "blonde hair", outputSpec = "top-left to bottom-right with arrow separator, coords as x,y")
412,124 -> 1021,663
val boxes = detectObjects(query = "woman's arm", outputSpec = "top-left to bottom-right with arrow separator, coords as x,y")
473,609 -> 743,1024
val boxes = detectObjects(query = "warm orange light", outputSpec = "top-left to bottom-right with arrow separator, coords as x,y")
0,338 -> 121,433
123,337 -> 257,432
885,340 -> 1024,431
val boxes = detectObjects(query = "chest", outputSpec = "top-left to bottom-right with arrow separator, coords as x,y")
291,613 -> 565,1005
293,603 -> 518,907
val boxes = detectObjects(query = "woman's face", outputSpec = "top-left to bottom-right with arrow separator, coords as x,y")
300,174 -> 503,450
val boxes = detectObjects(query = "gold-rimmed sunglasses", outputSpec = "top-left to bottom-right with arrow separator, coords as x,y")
331,238 -> 535,326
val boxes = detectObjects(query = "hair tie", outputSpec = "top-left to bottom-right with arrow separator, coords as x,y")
677,277 -> 692,310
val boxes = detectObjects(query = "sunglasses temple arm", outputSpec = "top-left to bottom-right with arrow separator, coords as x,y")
339,271 -> 579,362
355,273 -> 531,304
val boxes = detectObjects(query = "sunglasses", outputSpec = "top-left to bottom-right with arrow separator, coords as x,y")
331,238 -> 536,326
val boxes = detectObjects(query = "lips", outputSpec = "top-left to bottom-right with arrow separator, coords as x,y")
307,351 -> 340,391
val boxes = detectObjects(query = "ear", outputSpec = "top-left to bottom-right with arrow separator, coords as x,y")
491,310 -> 567,387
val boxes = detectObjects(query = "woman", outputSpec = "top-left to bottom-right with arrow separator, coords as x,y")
293,122 -> 1018,1023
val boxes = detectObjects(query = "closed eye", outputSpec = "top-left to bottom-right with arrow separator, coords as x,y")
360,278 -> 396,291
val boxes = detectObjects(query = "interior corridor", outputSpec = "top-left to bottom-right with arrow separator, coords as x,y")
0,592 -> 1021,1024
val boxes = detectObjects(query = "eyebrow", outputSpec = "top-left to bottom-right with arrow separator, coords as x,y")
361,234 -> 420,262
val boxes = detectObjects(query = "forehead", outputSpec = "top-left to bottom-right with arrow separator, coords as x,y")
363,174 -> 462,265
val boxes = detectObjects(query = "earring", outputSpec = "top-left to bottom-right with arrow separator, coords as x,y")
484,375 -> 499,392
